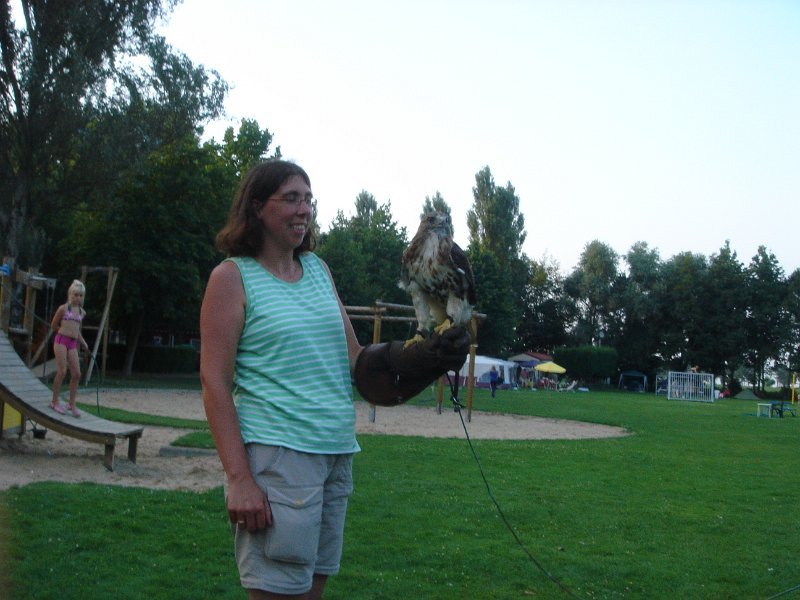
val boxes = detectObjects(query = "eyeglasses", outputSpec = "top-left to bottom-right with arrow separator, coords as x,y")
269,192 -> 314,207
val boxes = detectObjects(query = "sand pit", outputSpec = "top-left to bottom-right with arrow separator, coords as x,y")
0,388 -> 628,492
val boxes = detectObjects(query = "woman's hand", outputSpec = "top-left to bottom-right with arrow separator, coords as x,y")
227,475 -> 272,532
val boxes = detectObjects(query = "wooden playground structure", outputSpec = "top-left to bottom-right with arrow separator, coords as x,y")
0,258 -> 118,381
346,300 -> 484,421
0,258 -> 139,470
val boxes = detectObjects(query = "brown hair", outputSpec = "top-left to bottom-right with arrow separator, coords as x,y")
215,160 -> 316,257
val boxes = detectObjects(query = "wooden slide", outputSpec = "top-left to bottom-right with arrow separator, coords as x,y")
0,330 -> 143,471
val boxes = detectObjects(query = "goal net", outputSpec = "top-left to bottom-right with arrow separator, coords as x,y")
667,371 -> 715,403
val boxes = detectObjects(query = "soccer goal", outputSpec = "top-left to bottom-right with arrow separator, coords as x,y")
667,371 -> 715,403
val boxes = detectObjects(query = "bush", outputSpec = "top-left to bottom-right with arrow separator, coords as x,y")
135,345 -> 198,373
728,378 -> 742,397
104,344 -> 199,373
554,345 -> 618,382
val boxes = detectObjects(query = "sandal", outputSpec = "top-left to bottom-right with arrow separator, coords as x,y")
69,406 -> 81,418
49,402 -> 66,415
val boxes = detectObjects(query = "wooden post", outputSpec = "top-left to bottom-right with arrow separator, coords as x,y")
101,268 -> 116,381
466,315 -> 478,422
85,268 -> 118,385
21,268 -> 38,364
368,303 -> 383,423
0,257 -> 14,333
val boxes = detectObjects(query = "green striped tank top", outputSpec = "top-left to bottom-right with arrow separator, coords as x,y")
228,254 -> 359,454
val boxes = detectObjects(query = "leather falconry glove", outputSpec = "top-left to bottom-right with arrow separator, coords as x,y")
354,326 -> 471,406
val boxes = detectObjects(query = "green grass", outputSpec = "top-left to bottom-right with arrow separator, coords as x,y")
93,373 -> 202,390
3,388 -> 800,598
76,402 -> 208,431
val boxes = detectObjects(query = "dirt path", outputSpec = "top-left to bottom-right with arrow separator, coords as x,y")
0,389 -> 628,491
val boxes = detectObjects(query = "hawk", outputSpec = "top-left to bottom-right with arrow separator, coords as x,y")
400,211 -> 476,346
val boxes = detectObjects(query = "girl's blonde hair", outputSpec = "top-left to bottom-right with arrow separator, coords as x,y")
67,279 -> 86,305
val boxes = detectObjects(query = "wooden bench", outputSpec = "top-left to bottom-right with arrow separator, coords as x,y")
0,331 -> 143,470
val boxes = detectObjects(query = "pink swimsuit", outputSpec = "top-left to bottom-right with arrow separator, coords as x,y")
54,333 -> 78,351
54,306 -> 83,351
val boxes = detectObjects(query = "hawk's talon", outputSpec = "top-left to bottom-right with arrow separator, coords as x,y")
403,333 -> 426,348
433,318 -> 453,335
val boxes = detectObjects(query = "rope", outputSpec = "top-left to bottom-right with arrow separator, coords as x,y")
766,583 -> 800,599
91,353 -> 101,415
445,374 -> 800,600
6,288 -> 53,329
445,372 -> 584,599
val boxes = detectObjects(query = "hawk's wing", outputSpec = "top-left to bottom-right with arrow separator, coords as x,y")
450,242 -> 476,305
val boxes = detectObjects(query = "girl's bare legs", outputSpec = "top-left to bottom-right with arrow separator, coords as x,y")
66,348 -> 81,416
51,342 -> 68,408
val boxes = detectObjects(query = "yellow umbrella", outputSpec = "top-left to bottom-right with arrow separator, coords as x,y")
534,361 -> 566,374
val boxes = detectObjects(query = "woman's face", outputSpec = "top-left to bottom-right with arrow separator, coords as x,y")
69,289 -> 84,306
257,175 -> 313,251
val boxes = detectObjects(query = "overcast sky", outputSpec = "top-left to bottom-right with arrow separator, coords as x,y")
160,0 -> 800,275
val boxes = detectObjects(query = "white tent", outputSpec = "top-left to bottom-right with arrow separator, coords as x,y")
459,354 -> 518,385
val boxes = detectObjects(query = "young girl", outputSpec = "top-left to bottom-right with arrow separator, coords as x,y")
50,280 -> 90,417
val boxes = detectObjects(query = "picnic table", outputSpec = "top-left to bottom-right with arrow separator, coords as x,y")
770,400 -> 797,419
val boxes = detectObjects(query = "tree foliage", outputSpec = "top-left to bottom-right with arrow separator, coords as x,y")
565,240 -> 619,346
744,246 -> 789,392
317,191 -> 409,343
467,166 -> 525,257
698,241 -> 747,387
785,269 -> 800,373
421,191 -> 450,221
466,166 -> 528,356
0,0 -> 226,265
554,345 -> 618,381
611,242 -> 663,374
515,255 -> 573,354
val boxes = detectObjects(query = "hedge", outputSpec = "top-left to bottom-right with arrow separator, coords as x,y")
554,345 -> 618,382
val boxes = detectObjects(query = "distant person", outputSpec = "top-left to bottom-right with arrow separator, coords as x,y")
50,279 -> 90,417
200,159 -> 470,600
489,365 -> 500,397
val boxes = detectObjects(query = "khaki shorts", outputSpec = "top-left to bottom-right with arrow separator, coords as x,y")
231,445 -> 354,595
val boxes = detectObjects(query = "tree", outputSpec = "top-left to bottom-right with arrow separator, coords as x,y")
515,254 -> 575,354
565,240 -> 619,346
467,166 -> 525,257
1,0 -> 226,266
59,135 -> 233,373
655,251 -> 708,370
612,242 -> 663,376
784,268 -> 800,374
744,246 -> 790,392
317,192 -> 409,343
467,242 -> 517,356
697,241 -> 747,387
466,166 -> 527,356
316,211 -> 369,307
421,191 -> 450,220
219,118 -> 278,183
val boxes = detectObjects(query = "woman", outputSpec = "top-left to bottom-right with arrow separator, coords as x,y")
50,279 -> 90,417
200,160 -> 468,599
